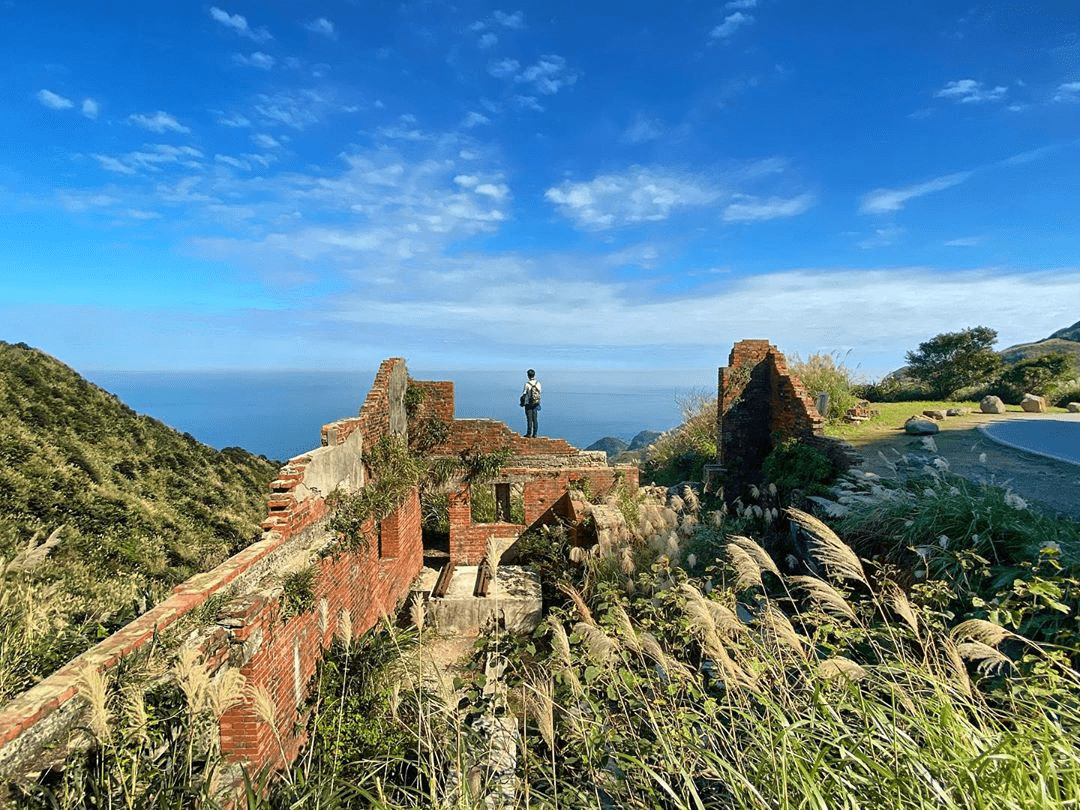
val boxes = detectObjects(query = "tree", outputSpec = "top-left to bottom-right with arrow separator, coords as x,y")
905,326 -> 1001,399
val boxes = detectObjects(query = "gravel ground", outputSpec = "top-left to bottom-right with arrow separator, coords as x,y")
849,411 -> 1080,521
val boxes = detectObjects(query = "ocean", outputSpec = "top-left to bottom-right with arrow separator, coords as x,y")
84,368 -> 715,462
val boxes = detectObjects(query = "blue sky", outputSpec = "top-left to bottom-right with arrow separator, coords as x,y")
2,0 -> 1079,378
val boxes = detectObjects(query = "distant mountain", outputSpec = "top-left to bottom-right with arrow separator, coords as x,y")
1046,319 -> 1080,343
0,341 -> 278,693
587,436 -> 629,458
628,430 -> 662,451
999,319 -> 1080,365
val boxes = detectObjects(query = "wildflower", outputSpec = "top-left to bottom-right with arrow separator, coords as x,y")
1040,541 -> 1061,556
971,533 -> 979,544
914,570 -> 926,579
938,535 -> 949,549
979,452 -> 987,464
687,552 -> 697,569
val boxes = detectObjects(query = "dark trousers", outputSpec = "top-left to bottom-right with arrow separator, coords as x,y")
525,406 -> 538,437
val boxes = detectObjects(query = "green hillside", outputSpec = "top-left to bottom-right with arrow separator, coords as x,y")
1047,318 -> 1080,342
0,341 -> 278,695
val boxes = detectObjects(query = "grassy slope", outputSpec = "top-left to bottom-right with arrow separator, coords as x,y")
0,341 -> 278,692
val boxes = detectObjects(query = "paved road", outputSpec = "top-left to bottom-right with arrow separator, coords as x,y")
980,413 -> 1080,467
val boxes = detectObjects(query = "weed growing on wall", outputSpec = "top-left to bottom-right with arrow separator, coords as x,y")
790,351 -> 862,422
642,389 -> 717,485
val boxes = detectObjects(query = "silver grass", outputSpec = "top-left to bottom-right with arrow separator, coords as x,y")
208,668 -> 248,720
174,647 -> 210,716
639,631 -> 693,680
957,641 -> 1013,677
619,545 -> 635,575
728,534 -> 781,578
951,618 -> 1013,648
817,657 -> 868,682
8,525 -> 64,573
123,685 -> 150,745
787,507 -> 867,585
788,575 -> 857,622
574,621 -> 619,664
410,592 -> 426,633
761,604 -> 807,659
609,603 -> 641,653
337,608 -> 353,653
936,636 -> 973,697
880,580 -> 920,637
251,684 -> 277,727
557,582 -> 595,625
77,665 -> 111,742
549,620 -> 573,668
726,543 -> 764,592
526,677 -> 556,750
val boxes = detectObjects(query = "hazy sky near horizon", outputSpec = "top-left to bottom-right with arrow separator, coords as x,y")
2,1 -> 1079,377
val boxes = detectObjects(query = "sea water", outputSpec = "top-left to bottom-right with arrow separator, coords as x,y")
84,368 -> 715,462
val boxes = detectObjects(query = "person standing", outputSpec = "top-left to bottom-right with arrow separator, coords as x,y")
520,369 -> 542,438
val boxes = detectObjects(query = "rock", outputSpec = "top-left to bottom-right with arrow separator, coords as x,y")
1021,393 -> 1047,413
1068,402 -> 1080,413
946,407 -> 969,417
980,395 -> 1007,414
904,416 -> 940,435
922,409 -> 947,420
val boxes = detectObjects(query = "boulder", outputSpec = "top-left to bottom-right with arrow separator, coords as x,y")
1068,402 -> 1080,413
904,416 -> 940,435
922,409 -> 946,420
1021,393 -> 1047,413
980,395 -> 1007,414
946,407 -> 970,417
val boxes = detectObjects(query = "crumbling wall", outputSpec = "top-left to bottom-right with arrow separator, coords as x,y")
717,340 -> 825,498
0,358 -> 424,786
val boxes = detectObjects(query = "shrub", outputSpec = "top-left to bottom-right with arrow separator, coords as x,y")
761,438 -> 838,495
993,352 -> 1076,404
904,326 -> 1001,399
641,389 -> 717,484
789,351 -> 860,422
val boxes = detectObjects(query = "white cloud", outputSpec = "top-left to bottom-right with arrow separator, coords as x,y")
1052,81 -> 1080,102
306,17 -> 335,37
235,51 -> 275,69
935,79 -> 1007,103
857,224 -> 905,249
81,98 -> 99,119
723,193 -> 815,222
725,0 -> 757,7
492,10 -> 525,29
463,111 -> 491,127
217,112 -> 251,128
546,168 -> 723,229
252,133 -> 282,149
520,55 -> 577,94
93,144 -> 203,175
478,32 -> 498,48
209,6 -> 271,42
129,111 -> 190,133
488,55 -> 577,96
945,236 -> 982,247
711,11 -> 753,39
488,58 -> 520,79
253,90 -> 328,129
37,89 -> 73,110
859,171 -> 971,214
621,115 -> 662,144
475,183 -> 509,200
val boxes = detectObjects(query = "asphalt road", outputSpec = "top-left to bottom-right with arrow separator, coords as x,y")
980,413 -> 1080,467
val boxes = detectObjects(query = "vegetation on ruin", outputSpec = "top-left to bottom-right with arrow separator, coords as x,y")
641,389 -> 717,484
789,351 -> 861,422
6,354 -> 1080,809
0,341 -> 278,700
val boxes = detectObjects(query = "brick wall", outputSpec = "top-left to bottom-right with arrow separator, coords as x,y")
0,357 -> 424,785
0,356 -> 641,788
717,340 -> 824,498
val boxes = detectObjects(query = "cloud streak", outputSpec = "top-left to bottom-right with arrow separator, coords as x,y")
210,6 -> 271,42
859,171 -> 971,214
37,89 -> 73,110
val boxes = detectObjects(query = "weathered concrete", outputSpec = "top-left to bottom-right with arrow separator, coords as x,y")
415,566 -> 542,635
